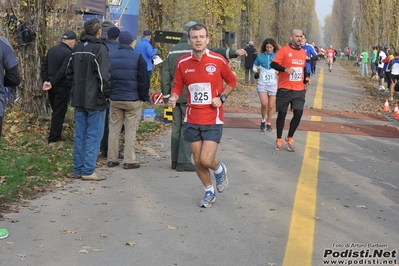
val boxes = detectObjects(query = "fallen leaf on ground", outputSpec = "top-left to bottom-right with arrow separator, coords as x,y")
168,225 -> 178,230
59,229 -> 77,234
16,253 -> 27,260
81,245 -> 104,252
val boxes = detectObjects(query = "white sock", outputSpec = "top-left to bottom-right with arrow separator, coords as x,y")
204,185 -> 214,193
214,164 -> 223,174
261,119 -> 266,122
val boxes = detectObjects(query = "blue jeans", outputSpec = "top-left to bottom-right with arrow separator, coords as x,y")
73,108 -> 106,176
361,62 -> 368,76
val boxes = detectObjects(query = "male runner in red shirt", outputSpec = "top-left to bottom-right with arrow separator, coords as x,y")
167,24 -> 236,208
325,45 -> 336,72
271,29 -> 310,152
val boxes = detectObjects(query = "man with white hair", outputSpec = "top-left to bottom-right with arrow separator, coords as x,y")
41,30 -> 77,144
244,40 -> 257,85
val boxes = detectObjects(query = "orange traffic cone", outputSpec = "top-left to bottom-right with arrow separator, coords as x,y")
383,99 -> 390,111
393,103 -> 399,118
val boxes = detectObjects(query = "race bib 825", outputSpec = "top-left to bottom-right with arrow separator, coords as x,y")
188,82 -> 212,105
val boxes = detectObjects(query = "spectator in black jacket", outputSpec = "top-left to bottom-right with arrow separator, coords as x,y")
66,18 -> 111,181
0,36 -> 21,140
244,41 -> 257,85
107,31 -> 149,170
41,30 -> 77,144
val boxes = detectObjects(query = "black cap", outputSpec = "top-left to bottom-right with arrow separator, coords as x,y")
143,30 -> 152,36
62,30 -> 77,40
107,27 -> 120,39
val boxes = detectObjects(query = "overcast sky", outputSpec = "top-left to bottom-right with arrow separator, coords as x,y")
315,0 -> 334,26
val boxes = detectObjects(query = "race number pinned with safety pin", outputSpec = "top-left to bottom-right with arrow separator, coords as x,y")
260,68 -> 277,84
289,67 -> 303,81
188,82 -> 212,105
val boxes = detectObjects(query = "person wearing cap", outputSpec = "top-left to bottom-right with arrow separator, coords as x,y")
0,36 -> 21,141
40,29 -> 77,144
100,26 -> 121,159
161,21 -> 247,172
134,30 -> 158,82
66,17 -> 111,181
107,31 -> 149,170
244,41 -> 257,85
105,27 -> 120,52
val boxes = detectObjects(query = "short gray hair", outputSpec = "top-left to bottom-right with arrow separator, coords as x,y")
84,17 -> 101,36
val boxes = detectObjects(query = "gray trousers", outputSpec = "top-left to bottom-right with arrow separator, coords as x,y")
171,103 -> 192,163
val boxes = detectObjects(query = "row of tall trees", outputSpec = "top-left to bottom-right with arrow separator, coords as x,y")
141,0 -> 321,55
325,0 -> 399,52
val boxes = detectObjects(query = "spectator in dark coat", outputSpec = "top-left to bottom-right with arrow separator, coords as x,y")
244,41 -> 257,85
66,17 -> 111,181
41,30 -> 77,144
0,36 -> 21,140
107,31 -> 149,170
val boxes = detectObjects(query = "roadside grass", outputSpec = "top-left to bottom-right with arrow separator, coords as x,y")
0,105 -> 74,206
0,102 -> 167,210
0,69 -> 249,210
338,59 -> 389,113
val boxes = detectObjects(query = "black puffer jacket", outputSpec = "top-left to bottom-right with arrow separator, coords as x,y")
67,34 -> 110,110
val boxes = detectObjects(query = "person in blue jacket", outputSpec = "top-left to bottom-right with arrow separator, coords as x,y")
253,38 -> 279,132
107,31 -> 150,170
301,34 -> 318,82
0,36 -> 21,140
134,30 -> 158,83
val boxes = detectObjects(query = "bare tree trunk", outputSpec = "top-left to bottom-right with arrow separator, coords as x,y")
17,0 -> 47,115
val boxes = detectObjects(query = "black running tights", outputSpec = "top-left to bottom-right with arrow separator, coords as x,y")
276,109 -> 303,139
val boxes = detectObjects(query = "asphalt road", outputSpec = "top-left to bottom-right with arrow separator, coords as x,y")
0,61 -> 398,266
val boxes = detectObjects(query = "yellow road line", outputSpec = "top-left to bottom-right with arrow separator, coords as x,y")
282,68 -> 324,266
312,68 -> 324,121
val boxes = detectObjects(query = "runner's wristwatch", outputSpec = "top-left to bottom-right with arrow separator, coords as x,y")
218,94 -> 228,104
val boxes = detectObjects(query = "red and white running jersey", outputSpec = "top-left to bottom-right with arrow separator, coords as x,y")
326,48 -> 335,59
171,49 -> 236,125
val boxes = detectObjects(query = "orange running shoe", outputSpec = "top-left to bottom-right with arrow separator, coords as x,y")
285,137 -> 296,152
275,138 -> 283,151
